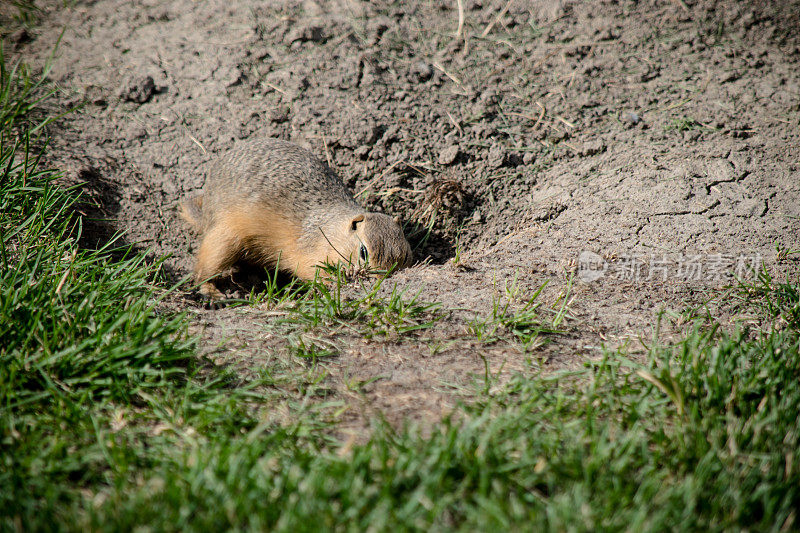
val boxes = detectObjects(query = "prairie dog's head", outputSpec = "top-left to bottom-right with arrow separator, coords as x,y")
328,212 -> 413,273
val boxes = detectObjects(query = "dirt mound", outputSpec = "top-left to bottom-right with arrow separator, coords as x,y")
11,0 -> 800,429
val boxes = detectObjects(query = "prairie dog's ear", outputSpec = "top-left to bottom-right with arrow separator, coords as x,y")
350,214 -> 365,232
393,215 -> 401,225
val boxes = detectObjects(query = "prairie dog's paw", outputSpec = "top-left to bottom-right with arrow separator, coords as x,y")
198,281 -> 227,309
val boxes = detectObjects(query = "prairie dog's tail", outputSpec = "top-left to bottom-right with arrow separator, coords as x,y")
179,195 -> 204,232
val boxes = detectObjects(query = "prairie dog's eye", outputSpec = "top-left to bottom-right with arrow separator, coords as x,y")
359,244 -> 368,262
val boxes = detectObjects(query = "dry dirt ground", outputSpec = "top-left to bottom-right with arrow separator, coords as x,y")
10,0 -> 800,431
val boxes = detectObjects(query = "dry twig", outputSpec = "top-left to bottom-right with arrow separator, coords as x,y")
482,0 -> 514,37
455,0 -> 465,39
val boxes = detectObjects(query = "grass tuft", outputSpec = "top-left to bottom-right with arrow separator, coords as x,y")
469,275 -> 566,350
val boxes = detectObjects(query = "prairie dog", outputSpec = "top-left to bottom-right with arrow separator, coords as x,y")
179,138 -> 413,298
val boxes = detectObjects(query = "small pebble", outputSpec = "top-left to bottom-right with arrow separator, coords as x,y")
621,111 -> 641,125
579,140 -> 605,157
408,61 -> 432,83
355,145 -> 371,159
270,105 -> 290,123
286,24 -> 325,44
720,70 -> 740,83
438,145 -> 460,165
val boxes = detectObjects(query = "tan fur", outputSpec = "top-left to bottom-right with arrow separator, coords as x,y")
180,138 -> 413,298
224,204 -> 308,275
178,195 -> 203,231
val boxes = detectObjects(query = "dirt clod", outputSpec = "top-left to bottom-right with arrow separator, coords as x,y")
270,105 -> 290,123
119,74 -> 157,104
286,23 -> 325,44
10,28 -> 32,48
487,143 -> 506,168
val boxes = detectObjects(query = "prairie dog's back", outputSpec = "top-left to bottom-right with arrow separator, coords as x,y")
202,138 -> 359,229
